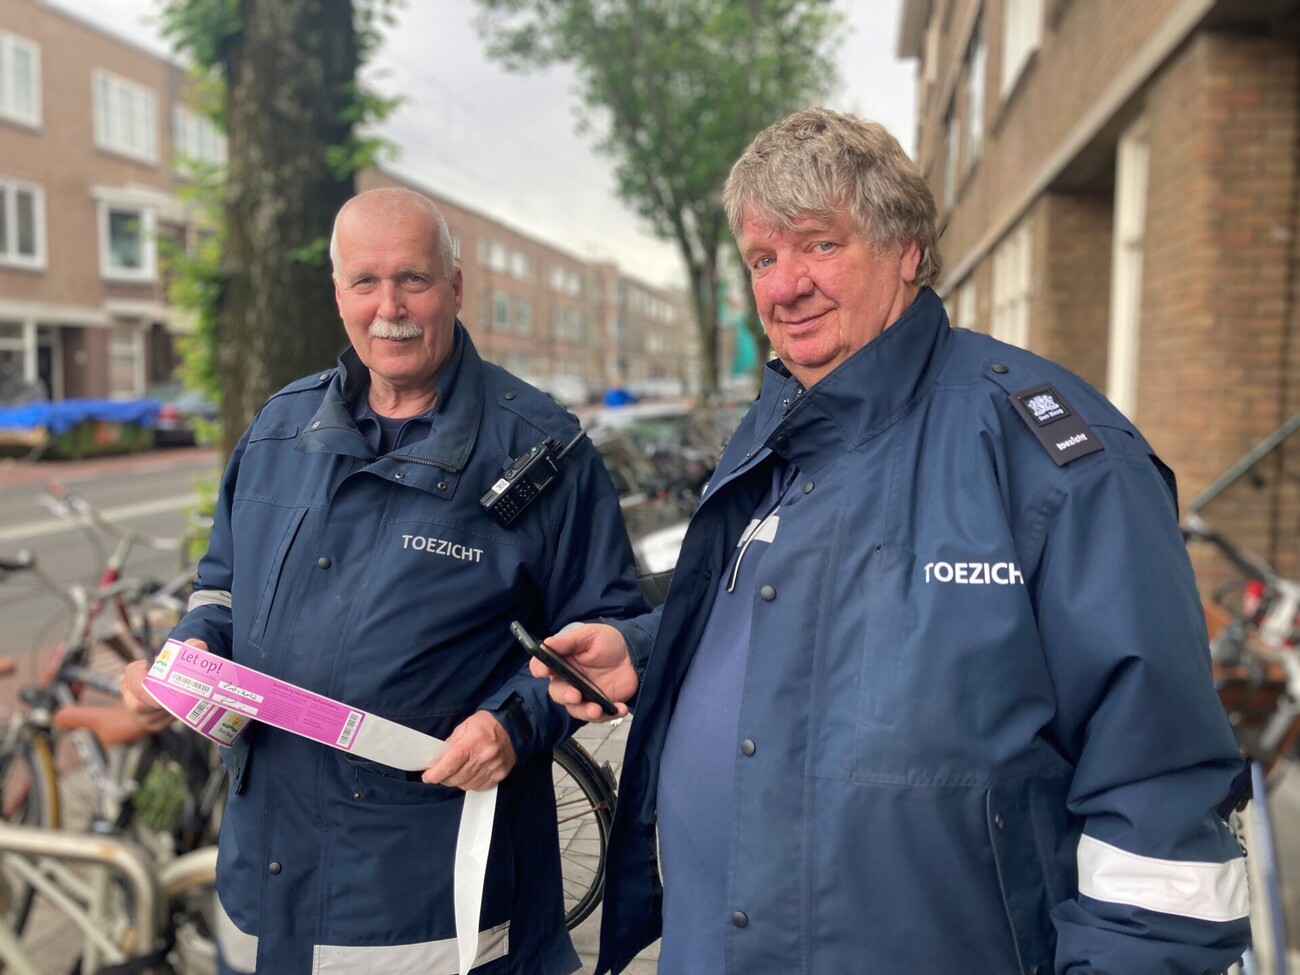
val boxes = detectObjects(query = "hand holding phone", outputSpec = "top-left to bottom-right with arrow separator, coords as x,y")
510,621 -> 619,717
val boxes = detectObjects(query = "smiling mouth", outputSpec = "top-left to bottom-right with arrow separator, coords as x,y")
780,311 -> 828,329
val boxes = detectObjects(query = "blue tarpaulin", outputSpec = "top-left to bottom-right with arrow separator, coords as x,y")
0,399 -> 161,435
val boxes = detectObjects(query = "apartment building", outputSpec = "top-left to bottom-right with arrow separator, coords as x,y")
0,0 -> 698,412
899,0 -> 1300,574
0,0 -> 225,403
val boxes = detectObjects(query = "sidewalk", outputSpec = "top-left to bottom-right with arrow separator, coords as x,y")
569,719 -> 661,974
0,445 -> 217,489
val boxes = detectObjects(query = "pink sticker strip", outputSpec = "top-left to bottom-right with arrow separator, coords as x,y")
145,640 -> 365,752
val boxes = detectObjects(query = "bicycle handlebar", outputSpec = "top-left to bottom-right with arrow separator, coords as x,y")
43,485 -> 181,553
1180,512 -> 1277,584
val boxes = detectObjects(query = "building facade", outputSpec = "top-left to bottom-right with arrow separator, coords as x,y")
0,0 -> 698,412
899,0 -> 1300,577
0,0 -> 226,403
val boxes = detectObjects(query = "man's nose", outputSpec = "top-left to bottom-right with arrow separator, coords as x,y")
765,260 -> 814,305
376,279 -> 404,320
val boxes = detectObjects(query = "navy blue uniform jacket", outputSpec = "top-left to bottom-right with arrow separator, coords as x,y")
173,325 -> 645,974
603,289 -> 1249,974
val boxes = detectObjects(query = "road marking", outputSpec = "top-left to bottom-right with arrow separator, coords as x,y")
0,494 -> 197,544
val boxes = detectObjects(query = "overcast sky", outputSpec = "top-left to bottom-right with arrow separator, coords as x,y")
47,0 -> 918,288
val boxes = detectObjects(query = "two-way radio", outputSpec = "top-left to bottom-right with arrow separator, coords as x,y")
480,430 -> 586,527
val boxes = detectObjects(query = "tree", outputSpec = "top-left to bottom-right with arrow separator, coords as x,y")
161,0 -> 395,455
473,0 -> 840,396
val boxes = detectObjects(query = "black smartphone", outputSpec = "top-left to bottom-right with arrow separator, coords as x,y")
510,620 -> 619,717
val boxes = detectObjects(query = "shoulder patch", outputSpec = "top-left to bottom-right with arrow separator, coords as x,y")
1008,383 -> 1104,467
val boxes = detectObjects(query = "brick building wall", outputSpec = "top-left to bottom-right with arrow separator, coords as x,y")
903,0 -> 1300,597
1036,191 -> 1111,392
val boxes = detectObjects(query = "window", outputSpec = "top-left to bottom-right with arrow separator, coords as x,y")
553,307 -> 586,342
513,298 -> 532,335
450,231 -> 461,263
0,31 -> 40,127
108,325 -> 144,397
943,103 -> 959,210
509,250 -> 530,281
0,177 -> 44,269
549,266 -> 583,297
1001,0 -> 1043,95
483,240 -> 508,274
172,105 -> 226,168
992,220 -> 1032,348
964,17 -> 986,173
99,204 -> 157,281
1107,118 -> 1149,418
492,290 -> 510,331
0,322 -> 29,400
94,70 -> 158,164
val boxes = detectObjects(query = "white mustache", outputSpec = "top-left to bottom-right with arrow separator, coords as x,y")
369,318 -> 422,340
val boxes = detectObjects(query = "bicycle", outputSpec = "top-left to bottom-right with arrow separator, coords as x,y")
0,508 -> 219,972
553,737 -> 616,929
1184,513 -> 1296,975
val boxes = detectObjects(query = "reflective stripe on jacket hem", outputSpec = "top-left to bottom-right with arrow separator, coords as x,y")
313,921 -> 510,974
1077,833 -> 1249,922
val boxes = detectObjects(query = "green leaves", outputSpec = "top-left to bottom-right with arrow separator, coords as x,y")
472,0 -> 841,392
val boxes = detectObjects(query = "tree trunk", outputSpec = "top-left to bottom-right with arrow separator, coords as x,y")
684,248 -> 721,397
218,0 -> 359,455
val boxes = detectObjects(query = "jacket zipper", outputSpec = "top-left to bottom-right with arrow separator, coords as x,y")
386,453 -> 457,473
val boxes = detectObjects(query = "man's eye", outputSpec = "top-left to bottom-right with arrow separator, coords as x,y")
752,256 -> 774,270
814,241 -> 836,252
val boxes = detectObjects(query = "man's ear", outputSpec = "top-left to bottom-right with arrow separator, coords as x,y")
451,265 -> 464,314
899,239 -> 922,284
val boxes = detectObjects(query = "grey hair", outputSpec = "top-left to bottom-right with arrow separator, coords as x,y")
329,187 -> 455,280
723,107 -> 942,288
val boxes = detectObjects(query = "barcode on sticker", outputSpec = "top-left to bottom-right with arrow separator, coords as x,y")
337,710 -> 363,748
186,699 -> 214,724
168,672 -> 213,697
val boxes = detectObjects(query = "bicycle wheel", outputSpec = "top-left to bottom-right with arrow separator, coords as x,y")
553,739 -> 614,930
0,730 -> 60,933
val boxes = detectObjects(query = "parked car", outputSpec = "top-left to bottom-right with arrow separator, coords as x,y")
146,383 -> 219,447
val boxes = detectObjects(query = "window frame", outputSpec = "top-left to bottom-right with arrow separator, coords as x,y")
93,69 -> 159,165
0,30 -> 41,128
98,202 -> 158,282
1001,0 -> 1043,97
0,176 -> 46,270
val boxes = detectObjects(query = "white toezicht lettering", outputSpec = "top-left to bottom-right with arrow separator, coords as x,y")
1056,433 -> 1088,452
401,534 -> 484,563
924,561 -> 1025,585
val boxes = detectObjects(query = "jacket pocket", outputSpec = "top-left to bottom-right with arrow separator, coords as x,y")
246,506 -> 307,649
344,754 -> 461,803
986,777 -> 1068,975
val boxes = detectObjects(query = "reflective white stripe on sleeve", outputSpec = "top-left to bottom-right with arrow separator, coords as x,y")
188,589 -> 232,611
1077,833 -> 1249,922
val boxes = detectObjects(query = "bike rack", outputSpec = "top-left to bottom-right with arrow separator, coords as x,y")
0,821 -> 163,975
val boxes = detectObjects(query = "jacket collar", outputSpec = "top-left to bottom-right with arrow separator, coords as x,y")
755,287 -> 954,470
297,322 -> 484,474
